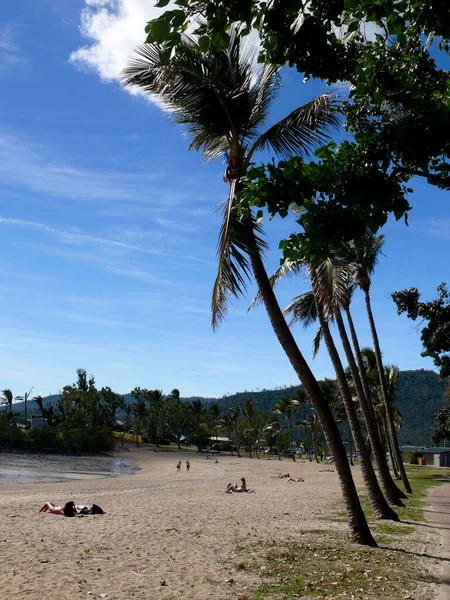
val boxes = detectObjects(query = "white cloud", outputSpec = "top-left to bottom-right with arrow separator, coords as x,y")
69,0 -> 170,85
70,0 -> 261,99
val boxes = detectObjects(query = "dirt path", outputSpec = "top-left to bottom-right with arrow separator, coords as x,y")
426,483 -> 450,600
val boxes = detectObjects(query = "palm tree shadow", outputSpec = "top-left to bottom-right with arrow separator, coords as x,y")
378,545 -> 450,563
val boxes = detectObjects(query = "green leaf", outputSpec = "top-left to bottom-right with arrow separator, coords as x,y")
155,0 -> 170,6
211,30 -> 230,51
198,36 -> 210,53
149,18 -> 171,43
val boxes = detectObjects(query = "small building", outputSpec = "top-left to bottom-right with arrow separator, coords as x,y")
30,415 -> 47,430
400,446 -> 450,467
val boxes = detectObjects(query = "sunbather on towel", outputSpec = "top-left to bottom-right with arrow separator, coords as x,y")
225,477 -> 248,493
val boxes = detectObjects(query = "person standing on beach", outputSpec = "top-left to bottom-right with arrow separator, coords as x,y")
186,460 -> 190,472
176,461 -> 181,473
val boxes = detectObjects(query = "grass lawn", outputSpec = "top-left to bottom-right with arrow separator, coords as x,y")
244,466 -> 450,600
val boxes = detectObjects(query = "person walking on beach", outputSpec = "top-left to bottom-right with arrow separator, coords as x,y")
186,460 -> 190,472
176,461 -> 181,473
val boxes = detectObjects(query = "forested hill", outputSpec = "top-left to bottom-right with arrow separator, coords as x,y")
8,370 -> 448,446
393,370 -> 449,445
206,370 -> 448,446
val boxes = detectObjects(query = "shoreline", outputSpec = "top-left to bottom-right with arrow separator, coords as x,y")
0,448 -> 138,485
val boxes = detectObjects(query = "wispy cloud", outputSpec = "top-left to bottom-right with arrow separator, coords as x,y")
155,217 -> 200,233
419,218 -> 450,240
0,216 -> 165,256
0,216 -> 215,265
0,128 -> 165,203
54,311 -> 134,328
0,22 -> 24,73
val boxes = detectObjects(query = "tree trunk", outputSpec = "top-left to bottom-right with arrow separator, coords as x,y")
348,424 -> 354,466
337,310 -> 406,505
383,418 -> 400,479
309,280 -> 398,520
234,424 -> 241,457
344,307 -> 406,499
363,290 -> 412,494
247,240 -> 376,545
288,417 -> 296,462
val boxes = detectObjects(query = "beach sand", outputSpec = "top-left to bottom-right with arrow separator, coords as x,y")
0,448 -> 439,599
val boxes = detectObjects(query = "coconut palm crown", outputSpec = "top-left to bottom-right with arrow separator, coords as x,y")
122,27 -> 339,328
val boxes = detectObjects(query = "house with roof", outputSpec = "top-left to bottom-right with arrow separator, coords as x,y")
400,446 -> 450,467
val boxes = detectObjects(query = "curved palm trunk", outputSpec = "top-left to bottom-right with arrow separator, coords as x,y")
344,307 -> 406,496
363,290 -> 412,494
348,425 -> 354,466
383,418 -> 400,478
247,235 -> 376,545
234,424 -> 241,457
337,310 -> 406,505
309,280 -> 398,520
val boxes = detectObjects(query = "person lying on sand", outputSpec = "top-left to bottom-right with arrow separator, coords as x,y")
287,477 -> 304,482
270,473 -> 291,479
39,501 -> 104,516
39,501 -> 76,516
225,477 -> 248,493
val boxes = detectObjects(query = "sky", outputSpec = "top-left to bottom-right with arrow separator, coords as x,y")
1,0 -> 449,400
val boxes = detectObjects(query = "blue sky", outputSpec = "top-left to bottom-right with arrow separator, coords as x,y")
1,0 -> 449,400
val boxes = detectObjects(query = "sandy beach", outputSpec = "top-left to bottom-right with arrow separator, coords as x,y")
0,448 -> 442,600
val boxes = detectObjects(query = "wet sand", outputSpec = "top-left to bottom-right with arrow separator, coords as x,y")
0,451 -> 136,485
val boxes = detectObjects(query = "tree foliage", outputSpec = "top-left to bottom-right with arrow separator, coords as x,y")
143,0 -> 450,258
392,283 -> 450,377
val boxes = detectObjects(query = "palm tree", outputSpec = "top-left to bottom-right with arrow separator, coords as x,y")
123,30 -> 376,546
229,407 -> 241,457
254,256 -> 406,504
241,399 -> 256,458
208,401 -> 222,450
349,233 -> 412,494
187,399 -> 209,451
166,389 -> 184,449
306,265 -> 400,518
131,398 -> 147,447
1,389 -> 20,417
302,409 -> 321,463
264,415 -> 282,456
272,394 -> 301,462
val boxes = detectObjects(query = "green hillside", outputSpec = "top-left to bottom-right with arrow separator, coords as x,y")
210,370 -> 448,446
7,370 -> 448,446
393,370 -> 449,445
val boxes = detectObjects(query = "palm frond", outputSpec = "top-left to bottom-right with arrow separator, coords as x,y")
248,259 -> 303,312
249,93 -> 340,160
283,290 -> 317,329
211,194 -> 268,330
312,326 -> 323,359
310,258 -> 352,316
123,28 -> 262,162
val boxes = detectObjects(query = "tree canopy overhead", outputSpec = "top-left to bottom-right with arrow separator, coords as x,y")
144,0 -> 450,259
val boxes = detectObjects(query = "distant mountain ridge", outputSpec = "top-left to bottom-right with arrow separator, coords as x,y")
7,369 -> 448,445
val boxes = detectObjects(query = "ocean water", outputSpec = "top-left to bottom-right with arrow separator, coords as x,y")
0,452 -> 136,484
